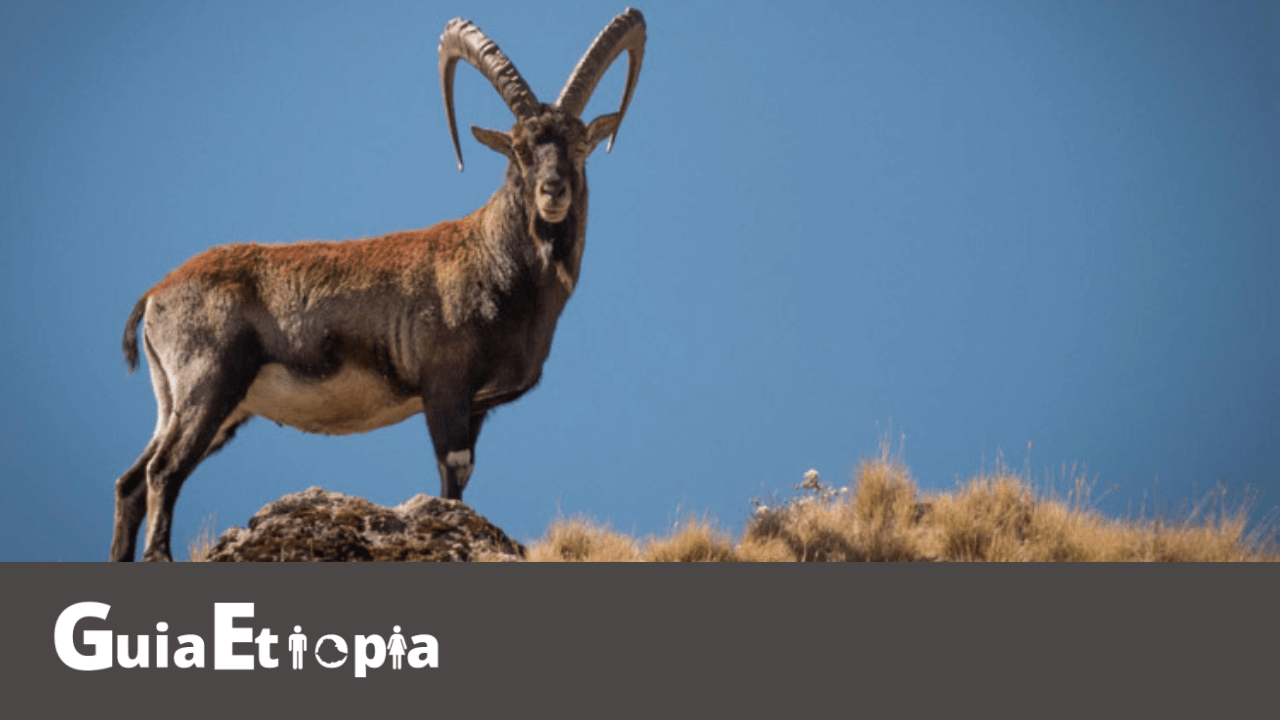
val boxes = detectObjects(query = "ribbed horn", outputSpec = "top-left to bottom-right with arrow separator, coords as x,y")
555,8 -> 646,152
439,18 -> 541,171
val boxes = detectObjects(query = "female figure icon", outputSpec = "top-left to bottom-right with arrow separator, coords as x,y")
387,626 -> 408,670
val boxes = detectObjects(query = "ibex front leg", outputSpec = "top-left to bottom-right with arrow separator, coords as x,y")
423,386 -> 480,501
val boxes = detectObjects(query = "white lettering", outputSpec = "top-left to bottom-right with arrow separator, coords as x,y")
214,603 -> 255,670
52,602 -> 434,675
54,602 -> 112,671
354,634 -> 386,678
174,635 -> 205,668
117,634 -> 149,668
156,622 -> 169,668
255,628 -> 279,669
407,634 -> 439,668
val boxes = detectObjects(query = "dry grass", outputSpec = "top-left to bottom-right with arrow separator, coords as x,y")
524,515 -> 641,562
739,459 -> 929,561
920,472 -> 1267,562
186,514 -> 218,562
643,517 -> 738,562
525,456 -> 1278,563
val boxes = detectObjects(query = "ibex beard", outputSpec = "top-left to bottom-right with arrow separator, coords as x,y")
112,8 -> 645,561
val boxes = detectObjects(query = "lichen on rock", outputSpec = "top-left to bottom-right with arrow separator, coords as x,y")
204,487 -> 525,562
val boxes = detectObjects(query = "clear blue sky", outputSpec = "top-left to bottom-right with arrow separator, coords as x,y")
1,0 -> 1275,560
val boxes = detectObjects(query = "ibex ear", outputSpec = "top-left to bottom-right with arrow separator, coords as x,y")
471,126 -> 514,159
585,113 -> 622,155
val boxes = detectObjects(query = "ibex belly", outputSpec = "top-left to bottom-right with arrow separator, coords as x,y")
240,363 -> 423,435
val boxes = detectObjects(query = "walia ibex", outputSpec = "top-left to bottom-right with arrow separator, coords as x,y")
112,9 -> 645,561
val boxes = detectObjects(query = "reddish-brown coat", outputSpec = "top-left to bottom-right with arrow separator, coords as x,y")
148,211 -> 485,298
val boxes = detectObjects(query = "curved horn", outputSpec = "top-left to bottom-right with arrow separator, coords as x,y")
439,18 -> 541,171
555,7 -> 646,152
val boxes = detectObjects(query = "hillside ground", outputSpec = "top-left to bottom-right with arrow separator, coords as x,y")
525,450 -> 1278,562
189,448 -> 1278,562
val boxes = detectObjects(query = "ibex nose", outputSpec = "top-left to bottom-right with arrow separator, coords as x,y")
540,179 -> 566,200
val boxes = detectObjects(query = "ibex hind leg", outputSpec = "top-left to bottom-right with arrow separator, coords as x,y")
112,434 -> 161,561
140,410 -> 226,561
140,335 -> 263,561
112,335 -> 175,561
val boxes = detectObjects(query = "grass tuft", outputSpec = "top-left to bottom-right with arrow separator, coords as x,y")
524,515 -> 640,562
643,517 -> 738,562
187,514 -> 219,562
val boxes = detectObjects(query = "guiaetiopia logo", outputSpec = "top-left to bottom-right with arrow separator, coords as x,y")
54,602 -> 438,677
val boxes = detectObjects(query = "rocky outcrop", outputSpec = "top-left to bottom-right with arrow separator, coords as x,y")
204,487 -> 525,562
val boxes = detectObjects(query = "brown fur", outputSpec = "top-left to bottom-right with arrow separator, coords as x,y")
145,210 -> 513,328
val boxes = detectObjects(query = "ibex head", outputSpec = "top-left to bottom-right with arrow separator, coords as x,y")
439,8 -> 645,225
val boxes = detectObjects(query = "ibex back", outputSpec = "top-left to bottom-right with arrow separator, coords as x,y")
113,9 -> 645,561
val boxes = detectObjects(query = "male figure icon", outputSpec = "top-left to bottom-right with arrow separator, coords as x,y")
289,626 -> 307,669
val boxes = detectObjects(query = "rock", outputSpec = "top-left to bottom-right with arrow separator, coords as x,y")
204,487 -> 525,562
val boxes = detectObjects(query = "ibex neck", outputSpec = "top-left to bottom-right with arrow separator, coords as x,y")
484,170 -> 588,296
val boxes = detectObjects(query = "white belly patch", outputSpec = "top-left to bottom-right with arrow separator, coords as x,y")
239,363 -> 423,435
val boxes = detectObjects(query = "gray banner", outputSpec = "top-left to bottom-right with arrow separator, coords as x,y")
3,564 -> 1275,717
